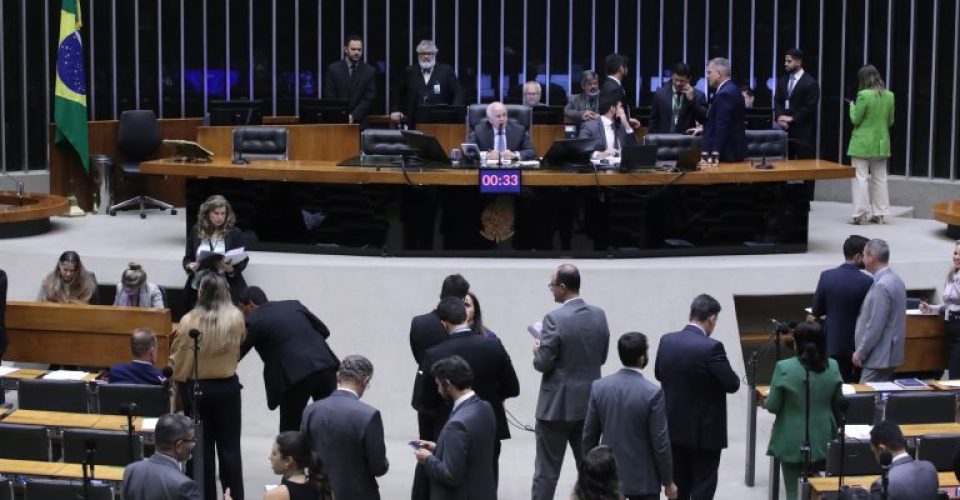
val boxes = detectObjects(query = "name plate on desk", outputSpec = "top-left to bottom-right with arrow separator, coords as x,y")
478,168 -> 522,194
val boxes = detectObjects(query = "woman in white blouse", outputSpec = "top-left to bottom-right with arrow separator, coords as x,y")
921,242 -> 960,378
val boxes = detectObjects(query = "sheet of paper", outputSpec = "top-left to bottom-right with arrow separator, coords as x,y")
140,418 -> 159,432
842,384 -> 857,395
937,380 -> 960,388
866,381 -> 902,392
43,370 -> 90,380
844,424 -> 873,440
907,309 -> 938,316
528,321 -> 543,339
0,366 -> 19,377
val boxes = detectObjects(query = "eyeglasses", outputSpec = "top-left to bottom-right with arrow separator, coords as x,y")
177,438 -> 197,445
547,282 -> 562,290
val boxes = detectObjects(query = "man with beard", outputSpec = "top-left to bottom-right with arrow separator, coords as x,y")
324,34 -> 378,128
564,70 -> 602,127
390,39 -> 464,128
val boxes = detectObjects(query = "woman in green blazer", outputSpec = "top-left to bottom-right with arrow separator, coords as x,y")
764,321 -> 843,500
848,64 -> 895,225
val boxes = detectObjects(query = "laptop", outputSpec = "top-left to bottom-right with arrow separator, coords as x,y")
541,138 -> 596,170
619,145 -> 658,171
401,131 -> 450,165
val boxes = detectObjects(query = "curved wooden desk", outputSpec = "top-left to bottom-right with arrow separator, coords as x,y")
932,200 -> 960,238
0,191 -> 69,237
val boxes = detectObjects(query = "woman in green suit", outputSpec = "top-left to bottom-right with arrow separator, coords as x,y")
764,321 -> 843,500
848,64 -> 895,225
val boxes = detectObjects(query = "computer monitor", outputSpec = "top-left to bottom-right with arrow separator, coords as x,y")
401,130 -> 450,164
299,98 -> 350,124
415,104 -> 466,124
531,105 -> 565,125
541,138 -> 596,169
208,100 -> 264,126
745,107 -> 774,130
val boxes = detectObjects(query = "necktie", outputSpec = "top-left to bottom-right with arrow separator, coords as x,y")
496,128 -> 506,152
672,93 -> 683,127
788,74 -> 797,96
349,62 -> 357,77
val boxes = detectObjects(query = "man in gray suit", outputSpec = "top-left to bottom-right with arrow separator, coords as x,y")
414,355 -> 497,500
532,264 -> 611,500
467,101 -> 536,161
564,70 -> 602,126
869,420 -> 939,499
584,332 -> 678,500
122,414 -> 201,500
301,355 -> 388,500
853,239 -> 907,382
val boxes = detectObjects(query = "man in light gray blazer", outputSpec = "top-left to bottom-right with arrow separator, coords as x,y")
301,355 -> 388,500
853,239 -> 906,382
869,420 -> 939,499
414,355 -> 497,500
532,264 -> 610,500
584,332 -> 678,500
122,414 -> 201,500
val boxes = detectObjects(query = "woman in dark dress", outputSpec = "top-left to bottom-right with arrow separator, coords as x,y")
183,195 -> 248,308
229,431 -> 332,500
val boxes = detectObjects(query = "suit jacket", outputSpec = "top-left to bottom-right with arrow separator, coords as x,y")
578,117 -> 639,152
812,263 -> 874,357
113,282 -> 165,308
467,120 -> 536,160
600,76 -> 627,107
869,455 -> 939,500
392,63 -> 464,126
0,269 -> 6,359
583,368 -> 673,496
182,226 -> 248,302
122,453 -> 201,500
649,84 -> 708,134
301,390 -> 389,500
410,309 -> 450,409
774,71 -> 820,152
423,394 -> 497,500
533,297 -> 610,421
855,267 -> 907,370
240,300 -> 339,410
564,93 -> 600,124
848,89 -> 895,158
654,324 -> 740,450
108,361 -> 164,385
703,80 -> 747,162
764,358 -> 842,463
324,59 -> 377,125
415,329 -> 521,440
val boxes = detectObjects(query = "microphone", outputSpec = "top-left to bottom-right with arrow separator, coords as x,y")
0,170 -> 24,206
85,438 -> 97,479
118,402 -> 138,416
837,397 -> 850,491
189,329 -> 201,339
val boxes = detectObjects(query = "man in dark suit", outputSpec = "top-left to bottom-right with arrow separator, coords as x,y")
654,294 -> 740,500
579,94 -> 639,158
584,332 -> 678,500
122,414 -> 201,500
238,286 -> 340,432
414,355 -> 497,500
415,297 -> 520,486
301,355 -> 388,500
869,420 -> 939,499
702,57 -> 747,162
390,39 -> 464,128
810,235 -> 873,382
532,264 -> 610,500
323,34 -> 377,128
600,54 -> 629,106
466,101 -> 536,161
774,48 -> 820,159
108,328 -> 165,385
649,63 -> 708,134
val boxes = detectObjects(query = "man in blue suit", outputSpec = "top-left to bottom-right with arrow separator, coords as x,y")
655,294 -> 740,500
810,235 -> 873,382
702,58 -> 746,162
108,328 -> 164,385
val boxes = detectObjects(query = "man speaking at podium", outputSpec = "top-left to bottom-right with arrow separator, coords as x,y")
467,101 -> 536,162
390,40 -> 464,128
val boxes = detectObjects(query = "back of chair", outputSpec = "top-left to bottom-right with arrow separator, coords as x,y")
642,133 -> 703,161
826,439 -> 881,476
0,478 -> 11,500
360,129 -> 419,156
745,129 -> 788,160
17,379 -> 89,413
845,393 -> 879,425
0,423 -> 52,461
98,383 -> 169,417
117,110 -> 162,162
884,392 -> 958,424
466,104 -> 533,133
62,428 -> 144,467
916,434 -> 960,471
24,478 -> 113,500
233,127 -> 289,160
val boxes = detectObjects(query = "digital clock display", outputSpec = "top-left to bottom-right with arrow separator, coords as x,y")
478,168 -> 522,194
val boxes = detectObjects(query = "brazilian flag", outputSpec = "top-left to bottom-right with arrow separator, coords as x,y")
54,0 -> 90,172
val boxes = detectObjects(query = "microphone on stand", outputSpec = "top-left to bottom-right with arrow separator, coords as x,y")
188,329 -> 203,423
0,170 -> 25,206
837,397 -> 850,493
85,438 -> 98,478
119,403 -> 139,465
879,450 -> 893,500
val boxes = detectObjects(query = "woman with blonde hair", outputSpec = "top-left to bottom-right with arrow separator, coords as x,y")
38,251 -> 99,304
182,194 -> 249,309
848,64 -> 895,225
921,242 -> 960,378
113,262 -> 164,308
170,272 -> 246,500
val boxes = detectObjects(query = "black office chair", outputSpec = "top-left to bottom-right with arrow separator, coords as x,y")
826,439 -> 882,476
24,478 -> 113,500
62,428 -> 144,467
0,423 -> 53,461
0,478 -> 11,500
98,384 -> 169,417
17,379 -> 89,413
108,110 -> 177,218
465,104 -> 533,139
642,133 -> 703,161
915,434 -> 960,471
844,393 -> 880,425
883,392 -> 958,424
745,129 -> 788,160
360,129 -> 420,157
232,127 -> 289,161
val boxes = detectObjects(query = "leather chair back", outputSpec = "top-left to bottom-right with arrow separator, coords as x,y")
232,127 -> 289,160
826,439 -> 882,476
18,379 -> 89,413
117,110 -> 162,167
844,393 -> 880,425
360,129 -> 420,156
642,133 -> 702,161
466,104 -> 533,135
98,383 -> 170,417
24,479 -> 113,500
0,423 -> 52,461
745,129 -> 788,160
916,434 -> 960,471
883,392 -> 958,424
62,428 -> 144,467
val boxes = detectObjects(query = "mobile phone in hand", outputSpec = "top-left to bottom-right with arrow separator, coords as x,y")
408,440 -> 421,450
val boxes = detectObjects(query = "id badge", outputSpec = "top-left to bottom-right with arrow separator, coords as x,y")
433,83 -> 441,95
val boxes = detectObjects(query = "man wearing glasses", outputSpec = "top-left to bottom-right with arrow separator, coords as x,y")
122,414 -> 200,500
390,39 -> 464,128
532,264 -> 611,500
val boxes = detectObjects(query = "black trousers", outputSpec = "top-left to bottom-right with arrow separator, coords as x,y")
946,316 -> 960,379
179,376 -> 244,500
671,445 -> 721,500
830,354 -> 859,384
279,368 -> 337,432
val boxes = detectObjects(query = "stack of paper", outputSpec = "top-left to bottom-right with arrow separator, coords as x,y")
43,370 -> 89,381
0,366 -> 19,377
140,418 -> 159,432
844,424 -> 873,440
865,381 -> 902,392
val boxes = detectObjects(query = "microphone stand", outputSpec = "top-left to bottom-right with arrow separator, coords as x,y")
879,451 -> 892,500
837,397 -> 850,493
188,329 -> 205,496
0,170 -> 25,206
123,403 -> 138,465
82,439 -> 96,500
797,365 -> 812,500
745,320 -> 785,488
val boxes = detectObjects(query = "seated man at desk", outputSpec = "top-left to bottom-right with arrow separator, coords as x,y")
869,420 -> 939,499
578,95 -> 638,159
107,328 -> 164,385
467,101 -> 536,162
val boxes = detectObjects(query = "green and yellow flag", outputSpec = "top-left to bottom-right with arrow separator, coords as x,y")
54,0 -> 90,172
